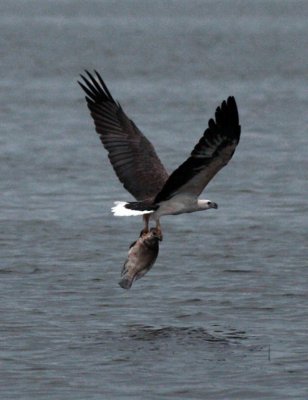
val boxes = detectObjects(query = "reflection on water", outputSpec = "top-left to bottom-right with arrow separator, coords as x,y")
127,324 -> 235,343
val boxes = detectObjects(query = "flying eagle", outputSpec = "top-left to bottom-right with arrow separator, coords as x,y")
78,71 -> 241,236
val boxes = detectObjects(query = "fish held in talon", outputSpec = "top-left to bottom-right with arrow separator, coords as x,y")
119,228 -> 161,289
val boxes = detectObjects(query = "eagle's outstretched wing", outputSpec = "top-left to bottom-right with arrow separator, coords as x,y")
79,71 -> 168,200
155,96 -> 241,203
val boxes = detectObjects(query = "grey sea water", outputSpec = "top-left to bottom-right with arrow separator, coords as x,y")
1,1 -> 307,399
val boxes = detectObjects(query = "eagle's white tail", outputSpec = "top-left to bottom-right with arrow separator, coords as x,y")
111,201 -> 154,217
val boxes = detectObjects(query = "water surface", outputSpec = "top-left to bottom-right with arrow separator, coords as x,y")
1,1 -> 307,399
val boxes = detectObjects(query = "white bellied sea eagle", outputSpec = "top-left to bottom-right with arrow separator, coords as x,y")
78,71 -> 241,237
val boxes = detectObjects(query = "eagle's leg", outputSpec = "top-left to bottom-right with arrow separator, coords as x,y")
141,214 -> 150,235
155,219 -> 163,241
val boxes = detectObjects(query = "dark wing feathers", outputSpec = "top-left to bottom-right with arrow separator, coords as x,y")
154,96 -> 241,203
79,71 -> 240,204
78,71 -> 168,200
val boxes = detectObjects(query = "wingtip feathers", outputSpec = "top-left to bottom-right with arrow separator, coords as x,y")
78,70 -> 116,105
213,95 -> 239,130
